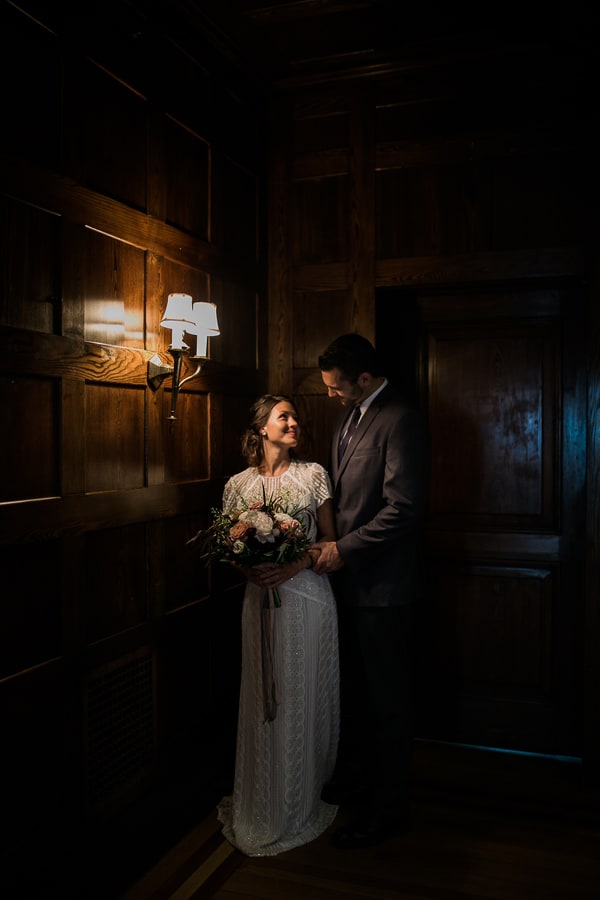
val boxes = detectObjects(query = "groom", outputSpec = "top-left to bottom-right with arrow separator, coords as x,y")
312,333 -> 430,849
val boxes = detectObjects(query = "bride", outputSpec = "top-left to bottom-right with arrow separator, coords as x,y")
217,393 -> 340,856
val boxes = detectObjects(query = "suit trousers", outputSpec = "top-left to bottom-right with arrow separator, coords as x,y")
336,602 -> 414,816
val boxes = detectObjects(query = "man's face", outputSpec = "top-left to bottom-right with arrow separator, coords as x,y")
321,367 -> 364,407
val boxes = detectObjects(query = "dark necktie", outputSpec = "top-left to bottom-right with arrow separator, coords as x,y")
338,405 -> 361,462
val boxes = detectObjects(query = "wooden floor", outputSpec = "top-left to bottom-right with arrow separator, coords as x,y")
7,746 -> 600,898
121,795 -> 600,900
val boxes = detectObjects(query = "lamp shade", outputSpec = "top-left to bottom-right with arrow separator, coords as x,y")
190,302 -> 219,334
160,293 -> 196,349
189,301 -> 220,357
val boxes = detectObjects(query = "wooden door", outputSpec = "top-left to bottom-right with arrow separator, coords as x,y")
378,284 -> 587,758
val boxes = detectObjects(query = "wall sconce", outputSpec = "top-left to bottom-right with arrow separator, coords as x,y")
147,293 -> 220,420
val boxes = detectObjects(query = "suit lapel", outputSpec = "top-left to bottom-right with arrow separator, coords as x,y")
334,401 -> 382,480
332,414 -> 346,479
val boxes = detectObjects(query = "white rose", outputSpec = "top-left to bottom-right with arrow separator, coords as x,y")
239,509 -> 276,543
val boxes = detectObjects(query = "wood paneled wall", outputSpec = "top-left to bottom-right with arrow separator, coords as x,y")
0,0 -> 265,844
1,0 -> 599,861
267,42 -> 599,781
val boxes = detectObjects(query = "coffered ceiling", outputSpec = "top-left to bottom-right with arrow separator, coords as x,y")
147,0 -> 596,91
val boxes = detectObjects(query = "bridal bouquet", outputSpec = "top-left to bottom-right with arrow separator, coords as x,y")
187,487 -> 312,606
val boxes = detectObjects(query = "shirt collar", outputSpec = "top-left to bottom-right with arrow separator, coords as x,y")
357,377 -> 388,415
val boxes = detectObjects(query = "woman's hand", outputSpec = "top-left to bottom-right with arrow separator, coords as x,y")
247,555 -> 312,589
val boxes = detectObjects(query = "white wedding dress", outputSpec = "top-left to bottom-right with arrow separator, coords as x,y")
217,460 -> 340,856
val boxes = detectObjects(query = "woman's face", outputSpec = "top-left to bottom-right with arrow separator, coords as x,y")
262,400 -> 300,450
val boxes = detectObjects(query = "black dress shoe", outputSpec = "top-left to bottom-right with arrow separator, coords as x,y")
330,814 -> 410,849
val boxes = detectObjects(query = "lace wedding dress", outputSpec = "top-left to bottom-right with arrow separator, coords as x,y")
217,460 -> 340,856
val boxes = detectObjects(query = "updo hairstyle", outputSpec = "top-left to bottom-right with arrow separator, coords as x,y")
241,393 -> 298,468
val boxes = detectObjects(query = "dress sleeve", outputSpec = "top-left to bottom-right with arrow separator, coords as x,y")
222,468 -> 259,514
310,462 -> 333,507
223,474 -> 245,514
222,477 -> 235,513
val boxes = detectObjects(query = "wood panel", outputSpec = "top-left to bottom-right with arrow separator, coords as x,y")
585,232 -> 600,771
82,231 -> 146,346
375,248 -> 585,286
348,93 -> 376,338
164,515 -> 211,612
294,111 -> 349,155
269,44 -> 592,763
84,647 -> 156,813
162,390 -> 211,483
375,152 -> 584,258
417,285 -> 583,756
3,374 -> 60,501
63,58 -> 148,210
422,564 -> 557,750
208,276 -> 257,372
220,393 -> 257,479
292,392 -> 341,470
211,154 -> 259,261
1,663 -> 68,849
85,383 -> 146,492
1,0 -> 266,845
0,540 -> 62,678
164,118 -> 210,238
0,195 -> 61,333
292,289 -> 353,369
267,95 -> 294,392
427,323 -> 557,528
0,156 -> 224,274
290,175 -> 349,263
0,482 -> 223,545
84,525 -> 149,643
0,0 -> 62,170
0,0 -> 597,863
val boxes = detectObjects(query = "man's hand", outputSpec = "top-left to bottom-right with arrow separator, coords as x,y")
311,541 -> 344,575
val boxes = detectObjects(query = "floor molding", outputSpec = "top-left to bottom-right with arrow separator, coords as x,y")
122,815 -> 239,900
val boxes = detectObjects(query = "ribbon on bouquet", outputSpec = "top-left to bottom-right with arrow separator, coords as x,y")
261,588 -> 280,723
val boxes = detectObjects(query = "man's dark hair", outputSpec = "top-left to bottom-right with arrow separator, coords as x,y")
318,333 -> 384,381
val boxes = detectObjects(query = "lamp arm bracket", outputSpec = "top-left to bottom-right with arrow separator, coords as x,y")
178,362 -> 203,389
147,353 -> 174,391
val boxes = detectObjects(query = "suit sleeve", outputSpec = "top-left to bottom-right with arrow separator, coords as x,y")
336,408 -> 430,567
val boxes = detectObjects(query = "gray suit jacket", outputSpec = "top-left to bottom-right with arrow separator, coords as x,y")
331,384 -> 430,607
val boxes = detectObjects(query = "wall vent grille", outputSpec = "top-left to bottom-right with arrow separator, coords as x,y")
86,650 -> 155,808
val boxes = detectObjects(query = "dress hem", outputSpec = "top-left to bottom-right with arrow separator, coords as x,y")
217,796 -> 339,857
